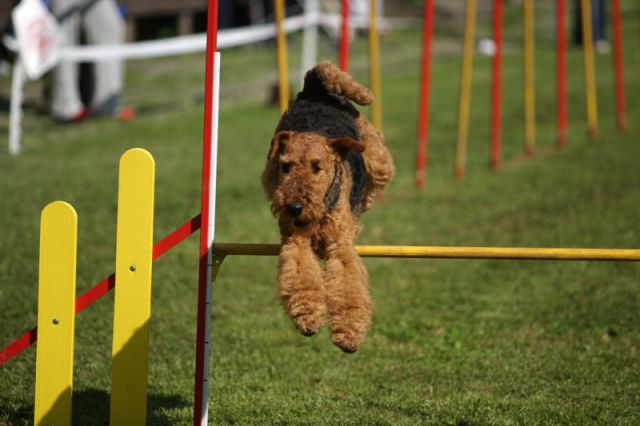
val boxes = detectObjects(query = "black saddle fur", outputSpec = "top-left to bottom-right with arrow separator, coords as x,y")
275,70 -> 367,216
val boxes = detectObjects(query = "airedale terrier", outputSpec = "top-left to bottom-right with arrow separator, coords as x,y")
262,61 -> 395,353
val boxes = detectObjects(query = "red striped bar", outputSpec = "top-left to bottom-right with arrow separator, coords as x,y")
0,327 -> 37,365
154,214 -> 201,259
0,215 -> 201,367
76,274 -> 115,313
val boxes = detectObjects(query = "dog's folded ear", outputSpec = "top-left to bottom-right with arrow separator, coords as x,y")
268,131 -> 293,160
329,137 -> 366,157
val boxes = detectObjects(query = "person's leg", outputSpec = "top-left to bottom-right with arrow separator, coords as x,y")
593,0 -> 609,52
50,0 -> 84,120
84,0 -> 125,114
592,0 -> 602,41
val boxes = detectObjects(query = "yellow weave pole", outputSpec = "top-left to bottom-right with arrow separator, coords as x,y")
274,0 -> 290,114
454,0 -> 478,179
34,202 -> 78,426
368,0 -> 382,129
524,0 -> 535,156
213,243 -> 640,262
110,149 -> 155,426
580,0 -> 598,138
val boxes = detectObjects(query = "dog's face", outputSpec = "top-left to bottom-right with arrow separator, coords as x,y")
264,130 -> 365,230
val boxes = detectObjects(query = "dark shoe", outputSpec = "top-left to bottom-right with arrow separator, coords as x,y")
92,94 -> 135,121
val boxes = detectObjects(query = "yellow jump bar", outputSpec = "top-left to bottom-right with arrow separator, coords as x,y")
213,243 -> 640,262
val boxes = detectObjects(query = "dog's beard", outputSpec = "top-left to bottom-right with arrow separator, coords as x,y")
273,184 -> 331,230
283,210 -> 319,228
293,218 -> 308,228
274,203 -> 325,230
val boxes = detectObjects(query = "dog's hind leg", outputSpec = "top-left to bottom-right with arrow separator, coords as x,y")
357,115 -> 395,211
324,243 -> 372,353
278,235 -> 327,336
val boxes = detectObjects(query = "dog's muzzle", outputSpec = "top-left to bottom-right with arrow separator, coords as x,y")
286,203 -> 308,227
286,202 -> 303,217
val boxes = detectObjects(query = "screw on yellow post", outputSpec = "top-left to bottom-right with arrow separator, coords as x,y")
580,0 -> 598,138
524,0 -> 535,156
368,0 -> 382,129
274,0 -> 290,115
454,0 -> 478,179
34,202 -> 78,426
110,149 -> 155,425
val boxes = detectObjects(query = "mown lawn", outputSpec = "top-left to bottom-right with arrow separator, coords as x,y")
1,4 -> 639,424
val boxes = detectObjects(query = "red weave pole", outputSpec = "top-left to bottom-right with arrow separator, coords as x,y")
339,0 -> 350,71
490,0 -> 503,169
611,0 -> 626,131
415,0 -> 435,189
556,0 -> 568,146
194,0 -> 218,423
0,215 -> 201,367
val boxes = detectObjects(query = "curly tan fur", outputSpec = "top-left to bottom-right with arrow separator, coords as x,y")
262,62 -> 394,353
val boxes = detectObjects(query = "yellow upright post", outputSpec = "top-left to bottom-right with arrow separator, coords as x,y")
110,149 -> 155,426
274,0 -> 290,114
34,202 -> 78,426
524,0 -> 535,156
454,0 -> 478,179
368,0 -> 382,129
580,0 -> 598,138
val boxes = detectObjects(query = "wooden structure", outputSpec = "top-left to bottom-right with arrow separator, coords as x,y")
120,0 -> 207,40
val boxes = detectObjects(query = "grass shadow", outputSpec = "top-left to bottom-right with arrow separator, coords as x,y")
73,388 -> 190,425
0,389 -> 189,425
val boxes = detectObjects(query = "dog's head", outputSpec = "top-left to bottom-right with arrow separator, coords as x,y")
262,130 -> 365,230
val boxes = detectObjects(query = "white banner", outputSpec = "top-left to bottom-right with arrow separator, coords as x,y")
12,0 -> 61,79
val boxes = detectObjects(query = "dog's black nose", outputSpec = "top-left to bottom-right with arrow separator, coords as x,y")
286,203 -> 303,217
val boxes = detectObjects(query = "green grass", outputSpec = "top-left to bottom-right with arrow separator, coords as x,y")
1,4 -> 640,424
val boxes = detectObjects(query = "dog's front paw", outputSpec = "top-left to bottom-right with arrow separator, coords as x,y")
282,294 -> 327,336
291,308 -> 325,337
330,328 -> 366,353
278,238 -> 327,338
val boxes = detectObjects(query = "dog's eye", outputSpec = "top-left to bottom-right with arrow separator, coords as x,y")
280,163 -> 290,174
311,161 -> 321,174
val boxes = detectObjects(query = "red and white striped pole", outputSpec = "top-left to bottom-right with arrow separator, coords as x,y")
490,0 -> 503,169
414,0 -> 434,189
556,0 -> 568,147
194,0 -> 220,424
611,0 -> 627,131
339,0 -> 350,71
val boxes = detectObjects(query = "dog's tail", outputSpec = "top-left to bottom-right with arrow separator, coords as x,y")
303,61 -> 374,106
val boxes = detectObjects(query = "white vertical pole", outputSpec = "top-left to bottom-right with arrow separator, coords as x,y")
200,50 -> 220,426
9,60 -> 25,156
301,0 -> 319,88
